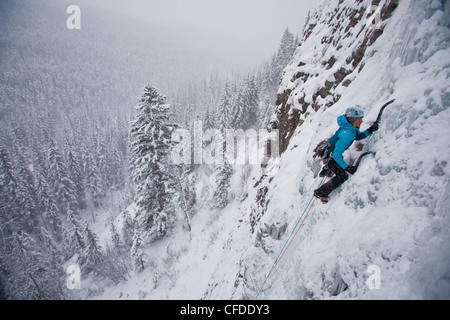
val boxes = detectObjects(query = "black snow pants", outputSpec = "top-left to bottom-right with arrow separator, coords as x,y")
315,158 -> 349,197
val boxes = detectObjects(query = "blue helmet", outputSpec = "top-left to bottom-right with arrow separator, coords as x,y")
345,107 -> 364,120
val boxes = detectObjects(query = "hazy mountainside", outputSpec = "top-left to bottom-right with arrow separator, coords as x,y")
0,0 -> 219,187
0,0 -> 219,125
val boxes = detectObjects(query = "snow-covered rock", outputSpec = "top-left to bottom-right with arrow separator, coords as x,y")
233,0 -> 450,300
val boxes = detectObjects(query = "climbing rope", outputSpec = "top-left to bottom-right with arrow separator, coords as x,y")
252,170 -> 331,300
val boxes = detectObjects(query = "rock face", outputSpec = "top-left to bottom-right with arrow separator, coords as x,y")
273,0 -> 399,155
254,0 -> 401,258
255,0 -> 399,246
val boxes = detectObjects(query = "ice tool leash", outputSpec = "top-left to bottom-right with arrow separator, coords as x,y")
252,169 -> 331,300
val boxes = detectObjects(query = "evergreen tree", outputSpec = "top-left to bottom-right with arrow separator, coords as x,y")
187,174 -> 197,212
103,224 -> 130,284
35,172 -> 63,241
63,207 -> 85,259
0,146 -> 18,231
0,147 -> 16,203
241,75 -> 260,129
259,92 -> 277,128
185,81 -> 197,125
174,167 -> 197,232
213,159 -> 233,209
67,149 -> 86,209
6,231 -> 64,299
228,74 -> 261,130
80,221 -> 103,274
216,82 -> 233,132
131,229 -> 145,272
38,226 -> 63,268
31,140 -> 49,179
121,210 -> 135,250
110,146 -> 124,190
231,86 -> 246,129
96,132 -> 111,190
267,53 -> 279,87
85,163 -> 105,209
275,28 -> 296,78
129,85 -> 179,239
81,145 -> 105,209
110,222 -> 124,252
203,104 -> 215,130
14,151 -> 39,232
47,139 -> 77,213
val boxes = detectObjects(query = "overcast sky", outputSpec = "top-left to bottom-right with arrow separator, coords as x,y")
75,0 -> 319,68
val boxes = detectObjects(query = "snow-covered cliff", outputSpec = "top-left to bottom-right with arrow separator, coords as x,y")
207,0 -> 450,299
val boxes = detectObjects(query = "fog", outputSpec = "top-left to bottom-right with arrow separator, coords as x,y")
75,0 -> 318,68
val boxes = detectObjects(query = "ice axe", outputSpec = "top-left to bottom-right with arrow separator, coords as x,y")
354,151 -> 376,171
375,99 -> 395,125
352,100 -> 395,171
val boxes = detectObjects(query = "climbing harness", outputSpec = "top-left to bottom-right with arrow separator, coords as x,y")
313,139 -> 332,165
252,169 -> 331,300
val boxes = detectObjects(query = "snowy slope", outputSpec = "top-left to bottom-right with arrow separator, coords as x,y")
231,0 -> 450,299
95,0 -> 450,300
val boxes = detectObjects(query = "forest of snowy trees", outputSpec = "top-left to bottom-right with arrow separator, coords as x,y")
170,28 -> 298,131
118,27 -> 298,276
0,0 -> 297,298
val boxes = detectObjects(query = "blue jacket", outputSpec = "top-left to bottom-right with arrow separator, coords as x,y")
328,115 -> 371,170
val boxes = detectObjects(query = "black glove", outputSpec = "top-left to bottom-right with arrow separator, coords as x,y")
346,166 -> 357,174
367,122 -> 379,134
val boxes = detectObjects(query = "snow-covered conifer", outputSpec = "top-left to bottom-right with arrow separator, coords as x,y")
7,231 -> 64,299
216,82 -> 233,132
47,139 -> 78,213
129,85 -> 180,239
131,229 -> 145,272
36,172 -> 63,241
81,222 -> 103,274
213,158 -> 233,209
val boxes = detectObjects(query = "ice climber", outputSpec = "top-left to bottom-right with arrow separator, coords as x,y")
313,107 -> 379,203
